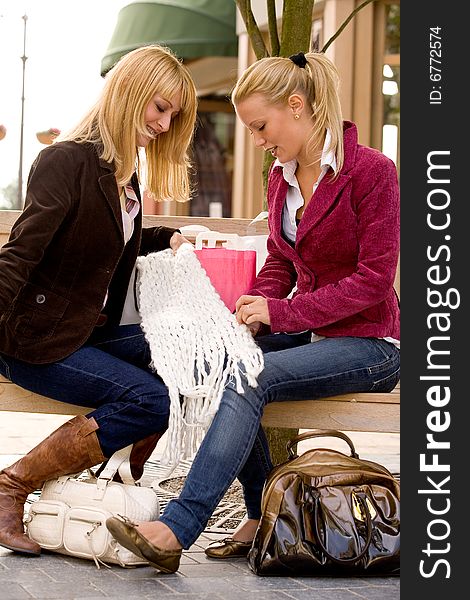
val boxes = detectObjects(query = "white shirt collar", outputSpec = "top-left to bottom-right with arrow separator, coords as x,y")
274,128 -> 338,185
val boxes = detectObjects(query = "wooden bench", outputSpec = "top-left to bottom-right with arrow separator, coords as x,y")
0,209 -> 399,434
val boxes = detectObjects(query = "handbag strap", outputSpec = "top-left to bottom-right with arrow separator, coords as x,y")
46,445 -> 136,497
286,429 -> 359,459
96,445 -> 135,485
311,489 -> 373,565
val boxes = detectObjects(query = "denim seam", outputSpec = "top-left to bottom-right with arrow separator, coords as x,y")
367,353 -> 399,375
0,356 -> 11,381
244,437 -> 271,519
44,362 -> 168,422
254,437 -> 272,475
263,365 -> 381,392
92,333 -> 145,347
51,362 -> 138,394
262,361 -> 398,400
370,367 -> 400,390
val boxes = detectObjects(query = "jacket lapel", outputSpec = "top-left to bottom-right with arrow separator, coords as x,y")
98,158 -> 124,237
296,122 -> 357,246
295,172 -> 351,245
269,168 -> 299,259
268,122 -> 359,252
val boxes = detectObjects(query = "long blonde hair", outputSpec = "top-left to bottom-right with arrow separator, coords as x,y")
62,45 -> 197,202
231,52 -> 344,173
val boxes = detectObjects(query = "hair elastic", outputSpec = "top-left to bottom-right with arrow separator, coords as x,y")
289,52 -> 307,68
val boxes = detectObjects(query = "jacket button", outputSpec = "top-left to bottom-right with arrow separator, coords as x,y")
36,294 -> 46,304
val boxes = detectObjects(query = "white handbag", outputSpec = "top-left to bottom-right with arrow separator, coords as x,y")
24,445 -> 160,568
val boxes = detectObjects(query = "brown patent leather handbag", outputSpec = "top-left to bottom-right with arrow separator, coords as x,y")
248,429 -> 400,576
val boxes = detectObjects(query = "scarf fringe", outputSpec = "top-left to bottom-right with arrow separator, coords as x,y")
136,244 -> 264,472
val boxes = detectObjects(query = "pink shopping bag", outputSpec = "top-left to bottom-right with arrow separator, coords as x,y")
194,233 -> 257,312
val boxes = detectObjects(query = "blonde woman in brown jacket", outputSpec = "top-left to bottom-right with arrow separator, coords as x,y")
0,44 -> 197,556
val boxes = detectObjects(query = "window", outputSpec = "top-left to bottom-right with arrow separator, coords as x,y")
382,3 -> 400,169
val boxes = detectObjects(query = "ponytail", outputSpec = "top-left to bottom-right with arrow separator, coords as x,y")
303,52 -> 344,173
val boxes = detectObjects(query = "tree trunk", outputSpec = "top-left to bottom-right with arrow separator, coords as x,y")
263,0 -> 314,465
280,0 -> 315,57
265,427 -> 298,465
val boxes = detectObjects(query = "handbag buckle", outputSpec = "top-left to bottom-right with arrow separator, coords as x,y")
352,490 -> 377,522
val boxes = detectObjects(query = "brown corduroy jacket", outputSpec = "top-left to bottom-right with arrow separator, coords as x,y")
0,141 -> 176,364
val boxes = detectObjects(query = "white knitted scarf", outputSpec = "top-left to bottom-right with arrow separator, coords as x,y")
136,243 -> 264,473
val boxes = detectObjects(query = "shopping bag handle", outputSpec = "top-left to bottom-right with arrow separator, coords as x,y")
286,429 -> 359,459
195,231 -> 240,249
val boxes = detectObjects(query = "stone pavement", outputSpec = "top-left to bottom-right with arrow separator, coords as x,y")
0,412 -> 400,599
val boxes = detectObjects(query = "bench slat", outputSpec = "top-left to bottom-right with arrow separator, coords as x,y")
0,383 -> 88,416
261,399 -> 399,433
1,376 -> 399,433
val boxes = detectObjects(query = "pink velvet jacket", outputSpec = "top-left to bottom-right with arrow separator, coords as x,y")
250,121 -> 400,339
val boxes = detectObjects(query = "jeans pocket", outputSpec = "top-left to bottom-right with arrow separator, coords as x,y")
365,339 -> 400,376
369,368 -> 400,392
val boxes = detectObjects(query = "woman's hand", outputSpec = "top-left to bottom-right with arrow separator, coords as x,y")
170,232 -> 192,253
245,321 -> 262,337
236,295 -> 270,327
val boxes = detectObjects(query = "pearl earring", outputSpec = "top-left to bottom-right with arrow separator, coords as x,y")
294,114 -> 300,120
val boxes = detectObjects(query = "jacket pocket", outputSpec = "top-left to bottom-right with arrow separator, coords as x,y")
14,283 -> 70,342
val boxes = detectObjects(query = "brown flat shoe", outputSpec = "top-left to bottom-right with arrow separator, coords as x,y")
205,537 -> 252,559
106,515 -> 182,573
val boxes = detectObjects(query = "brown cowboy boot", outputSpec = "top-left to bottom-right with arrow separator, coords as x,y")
0,415 -> 105,556
95,431 -> 164,483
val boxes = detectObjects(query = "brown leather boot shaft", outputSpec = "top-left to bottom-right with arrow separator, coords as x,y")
127,431 -> 163,481
0,414 -> 105,555
0,471 -> 41,555
4,415 -> 105,492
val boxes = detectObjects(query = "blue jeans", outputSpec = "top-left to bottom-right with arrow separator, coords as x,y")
0,325 -> 170,457
160,335 -> 400,548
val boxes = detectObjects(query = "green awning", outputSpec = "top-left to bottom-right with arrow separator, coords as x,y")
101,0 -> 238,75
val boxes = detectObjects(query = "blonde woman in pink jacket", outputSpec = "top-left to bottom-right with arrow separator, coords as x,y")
106,51 -> 399,571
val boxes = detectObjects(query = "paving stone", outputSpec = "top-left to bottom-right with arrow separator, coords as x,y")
177,562 -> 246,578
0,551 -> 45,567
91,575 -> 169,596
228,574 -> 311,591
286,589 -> 370,599
156,575 -> 248,594
191,536 -> 225,550
299,577 -> 395,590
355,578 -> 400,587
0,565 -> 57,584
187,550 -> 211,560
347,585 -> 400,599
0,583 -> 32,599
178,553 -> 201,565
106,566 -> 168,580
143,595 -> 224,600
225,558 -> 253,573
209,590 -> 298,600
287,584 -> 400,600
20,581 -> 106,599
